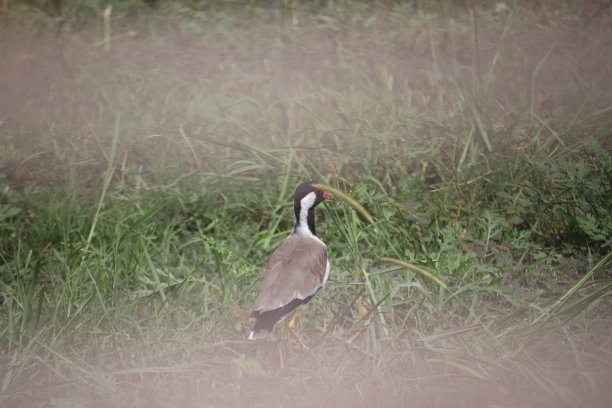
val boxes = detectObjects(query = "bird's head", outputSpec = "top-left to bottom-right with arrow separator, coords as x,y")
294,182 -> 333,209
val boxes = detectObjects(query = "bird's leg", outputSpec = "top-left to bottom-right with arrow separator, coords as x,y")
282,314 -> 293,353
288,311 -> 302,329
286,311 -> 309,350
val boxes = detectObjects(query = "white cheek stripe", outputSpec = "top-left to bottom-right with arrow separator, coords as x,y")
295,192 -> 316,236
295,192 -> 328,248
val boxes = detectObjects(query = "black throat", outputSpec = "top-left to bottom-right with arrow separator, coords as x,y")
293,201 -> 317,236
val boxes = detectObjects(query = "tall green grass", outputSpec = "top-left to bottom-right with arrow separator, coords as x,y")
1,1 -> 611,407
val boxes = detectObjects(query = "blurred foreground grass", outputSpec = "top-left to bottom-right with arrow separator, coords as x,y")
0,1 -> 611,407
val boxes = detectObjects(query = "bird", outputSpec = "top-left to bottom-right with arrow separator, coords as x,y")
248,182 -> 332,340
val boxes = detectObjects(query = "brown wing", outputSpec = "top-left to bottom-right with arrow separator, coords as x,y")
251,235 -> 327,313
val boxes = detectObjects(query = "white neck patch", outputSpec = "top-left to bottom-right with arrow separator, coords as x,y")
295,191 -> 316,237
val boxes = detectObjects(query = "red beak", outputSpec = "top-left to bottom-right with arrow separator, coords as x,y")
321,191 -> 333,200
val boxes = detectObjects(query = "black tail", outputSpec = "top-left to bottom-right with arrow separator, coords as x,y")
248,294 -> 316,340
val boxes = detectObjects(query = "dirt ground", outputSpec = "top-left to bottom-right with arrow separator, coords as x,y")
1,2 -> 611,172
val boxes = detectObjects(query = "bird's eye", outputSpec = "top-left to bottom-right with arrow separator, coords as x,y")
318,190 -> 332,200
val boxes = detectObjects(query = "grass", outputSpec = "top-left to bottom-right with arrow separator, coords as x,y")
1,0 -> 611,407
